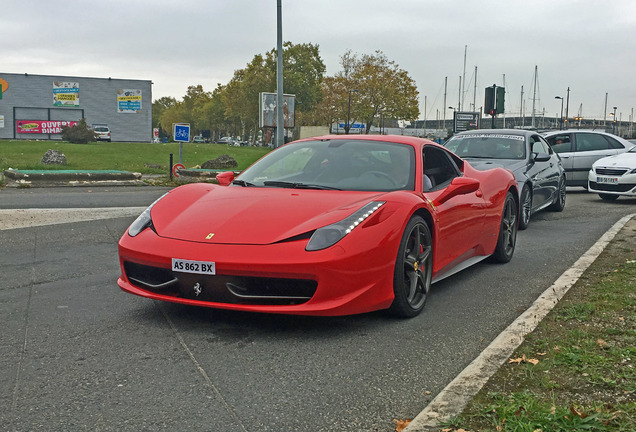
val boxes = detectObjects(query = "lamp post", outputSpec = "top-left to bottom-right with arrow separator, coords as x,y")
555,96 -> 564,130
346,89 -> 358,134
612,106 -> 617,134
448,107 -> 456,133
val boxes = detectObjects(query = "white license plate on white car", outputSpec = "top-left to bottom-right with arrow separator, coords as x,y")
172,258 -> 216,275
597,176 -> 618,184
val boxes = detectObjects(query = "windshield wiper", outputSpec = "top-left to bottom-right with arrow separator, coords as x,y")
232,179 -> 256,187
263,181 -> 341,190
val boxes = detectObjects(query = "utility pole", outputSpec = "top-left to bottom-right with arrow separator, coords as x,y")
275,0 -> 284,148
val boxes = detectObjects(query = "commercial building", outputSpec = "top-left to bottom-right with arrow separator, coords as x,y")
0,72 -> 152,142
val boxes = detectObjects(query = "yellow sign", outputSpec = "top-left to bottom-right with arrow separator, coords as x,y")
0,78 -> 8,97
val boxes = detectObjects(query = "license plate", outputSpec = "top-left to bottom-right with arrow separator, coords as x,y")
597,176 -> 618,184
172,258 -> 216,275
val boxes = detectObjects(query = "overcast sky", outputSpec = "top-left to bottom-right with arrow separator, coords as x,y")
4,0 -> 636,122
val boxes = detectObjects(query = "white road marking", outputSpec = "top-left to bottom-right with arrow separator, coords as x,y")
404,213 -> 636,432
0,207 -> 147,230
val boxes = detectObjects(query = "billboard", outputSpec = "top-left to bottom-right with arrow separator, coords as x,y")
16,120 -> 78,134
53,82 -> 79,107
259,92 -> 295,128
453,112 -> 480,133
117,89 -> 143,113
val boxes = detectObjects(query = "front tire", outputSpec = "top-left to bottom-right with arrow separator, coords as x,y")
492,191 -> 518,263
389,216 -> 433,318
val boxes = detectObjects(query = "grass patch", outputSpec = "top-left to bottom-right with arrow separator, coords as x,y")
443,219 -> 636,431
0,140 -> 270,174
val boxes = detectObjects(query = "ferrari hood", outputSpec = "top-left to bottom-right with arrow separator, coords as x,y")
150,184 -> 387,245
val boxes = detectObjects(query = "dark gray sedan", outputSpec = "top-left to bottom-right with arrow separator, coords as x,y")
444,129 -> 566,229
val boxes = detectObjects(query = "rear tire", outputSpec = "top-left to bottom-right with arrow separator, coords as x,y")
548,176 -> 566,211
389,216 -> 433,318
492,191 -> 518,263
599,193 -> 619,201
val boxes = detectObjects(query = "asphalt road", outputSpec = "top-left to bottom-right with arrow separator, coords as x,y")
1,186 -> 634,431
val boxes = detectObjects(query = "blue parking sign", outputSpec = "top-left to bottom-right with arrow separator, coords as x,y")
174,124 -> 190,142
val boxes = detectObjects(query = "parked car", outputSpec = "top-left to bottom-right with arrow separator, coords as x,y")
92,125 -> 111,142
118,135 -> 518,318
544,130 -> 635,188
588,145 -> 636,200
444,129 -> 566,230
193,135 -> 205,143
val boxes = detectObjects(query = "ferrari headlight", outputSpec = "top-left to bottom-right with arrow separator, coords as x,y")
128,193 -> 168,237
306,201 -> 385,251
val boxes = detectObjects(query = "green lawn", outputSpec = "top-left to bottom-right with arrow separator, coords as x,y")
0,140 -> 271,174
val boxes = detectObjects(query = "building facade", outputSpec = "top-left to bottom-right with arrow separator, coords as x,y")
0,73 -> 152,142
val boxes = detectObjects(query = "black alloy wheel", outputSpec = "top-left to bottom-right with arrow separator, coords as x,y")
518,185 -> 531,230
389,216 -> 433,318
492,191 -> 518,263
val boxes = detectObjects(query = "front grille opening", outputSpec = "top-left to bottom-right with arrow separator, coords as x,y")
589,182 -> 636,192
122,261 -> 317,306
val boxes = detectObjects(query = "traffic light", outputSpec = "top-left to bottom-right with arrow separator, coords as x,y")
484,85 -> 505,115
484,86 -> 494,114
495,86 -> 505,114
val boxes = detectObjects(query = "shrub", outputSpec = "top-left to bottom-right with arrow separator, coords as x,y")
61,118 -> 97,144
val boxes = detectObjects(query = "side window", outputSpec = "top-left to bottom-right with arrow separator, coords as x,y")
606,136 -> 626,150
531,135 -> 551,154
546,134 -> 572,153
423,146 -> 460,191
575,134 -> 610,152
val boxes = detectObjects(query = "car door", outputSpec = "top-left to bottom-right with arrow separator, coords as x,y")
545,132 -> 575,184
527,135 -> 561,209
571,133 -> 622,184
422,146 -> 487,275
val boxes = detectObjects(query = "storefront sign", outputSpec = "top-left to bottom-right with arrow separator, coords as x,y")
16,120 -> 78,134
53,82 -> 80,107
117,89 -> 142,113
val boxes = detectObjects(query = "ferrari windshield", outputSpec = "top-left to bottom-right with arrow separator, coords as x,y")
236,139 -> 416,191
445,134 -> 526,160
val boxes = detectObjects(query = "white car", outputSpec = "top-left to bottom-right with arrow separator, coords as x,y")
588,145 -> 636,200
544,130 -> 634,187
93,125 -> 111,142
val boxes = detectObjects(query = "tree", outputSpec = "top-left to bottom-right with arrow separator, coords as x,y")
264,42 -> 326,124
322,50 -> 419,134
152,96 -> 176,137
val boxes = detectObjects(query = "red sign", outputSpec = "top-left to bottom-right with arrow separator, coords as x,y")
16,120 -> 78,134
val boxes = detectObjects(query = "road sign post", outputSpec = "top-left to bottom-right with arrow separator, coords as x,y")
173,123 -> 191,163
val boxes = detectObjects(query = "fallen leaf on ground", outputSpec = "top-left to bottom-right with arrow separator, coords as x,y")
393,418 -> 411,431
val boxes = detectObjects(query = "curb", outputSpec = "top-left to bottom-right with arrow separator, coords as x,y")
403,213 -> 636,432
3,169 -> 144,187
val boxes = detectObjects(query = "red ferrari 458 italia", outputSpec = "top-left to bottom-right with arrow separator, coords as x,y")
118,135 -> 518,318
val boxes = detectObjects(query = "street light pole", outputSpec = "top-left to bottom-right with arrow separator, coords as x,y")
555,96 -> 564,130
612,106 -> 617,134
275,0 -> 284,148
346,89 -> 358,134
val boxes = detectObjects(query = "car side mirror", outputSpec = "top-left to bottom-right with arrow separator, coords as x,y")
433,177 -> 480,205
534,152 -> 551,162
216,171 -> 235,186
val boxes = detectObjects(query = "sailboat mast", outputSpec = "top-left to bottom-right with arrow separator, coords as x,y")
461,45 -> 467,110
532,65 -> 537,128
